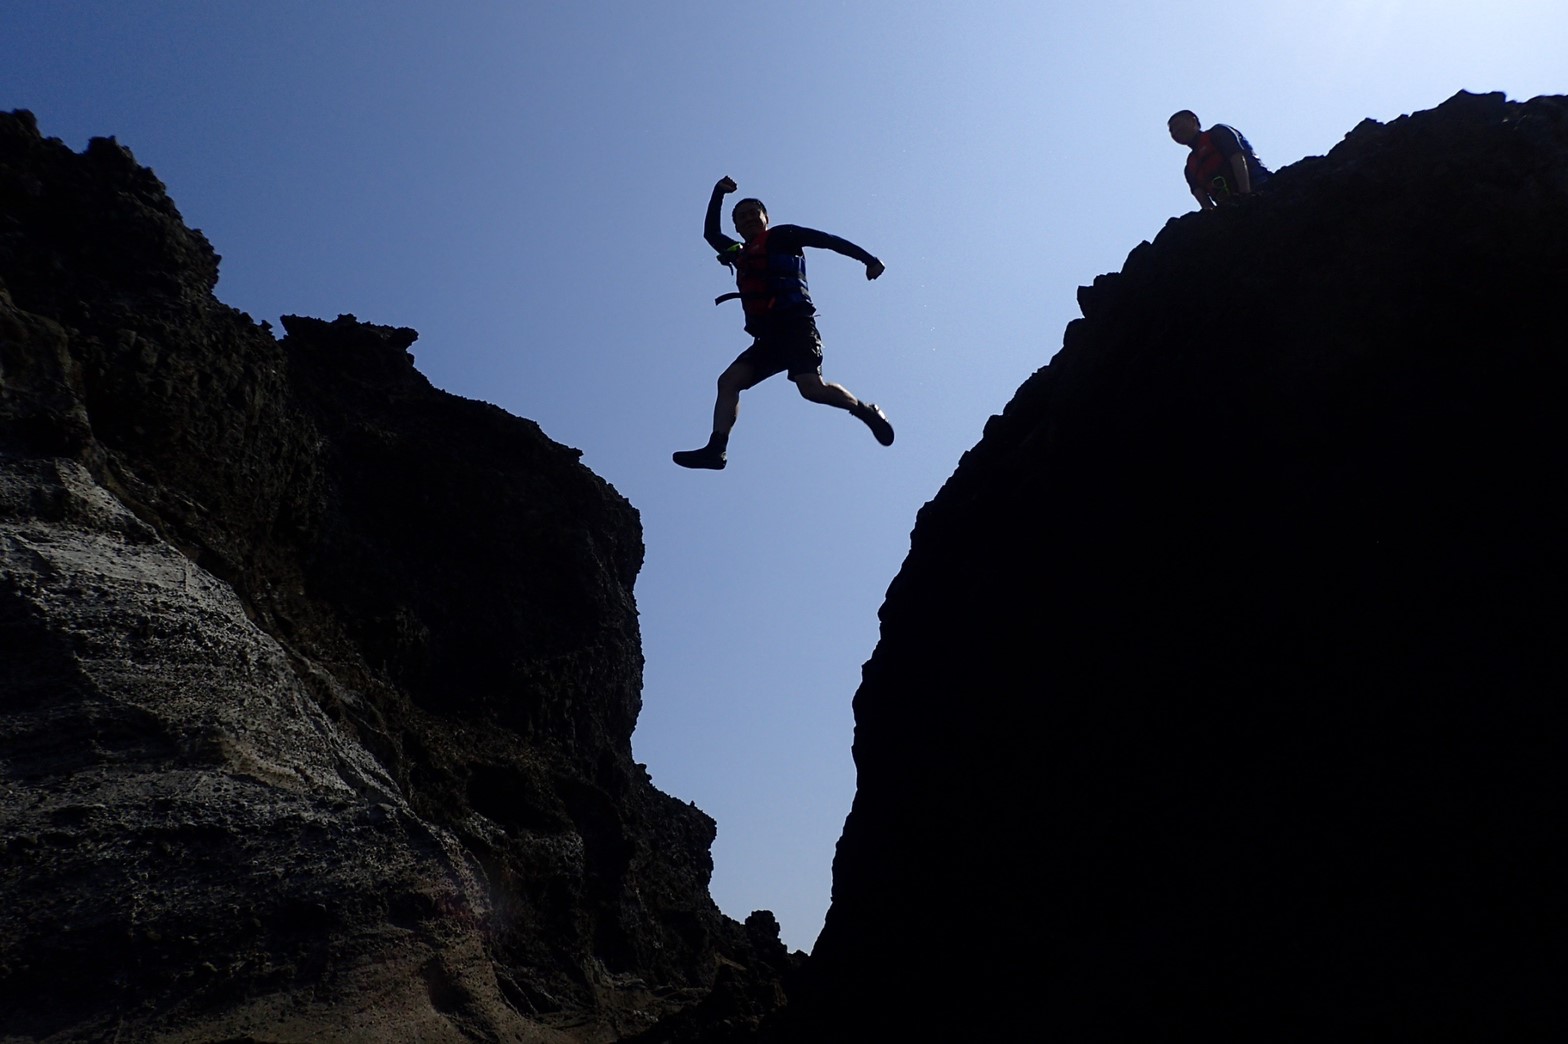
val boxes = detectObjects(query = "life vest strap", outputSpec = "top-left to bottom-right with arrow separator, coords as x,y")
715,290 -> 778,306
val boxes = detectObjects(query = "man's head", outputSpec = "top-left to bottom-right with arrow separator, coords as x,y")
1168,110 -> 1201,146
732,198 -> 769,240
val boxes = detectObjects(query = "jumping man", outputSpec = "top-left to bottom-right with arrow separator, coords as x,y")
673,176 -> 892,470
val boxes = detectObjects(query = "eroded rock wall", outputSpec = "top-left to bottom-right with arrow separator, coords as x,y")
1,110 -> 768,1042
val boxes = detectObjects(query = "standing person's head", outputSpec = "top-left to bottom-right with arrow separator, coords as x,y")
1168,110 -> 1201,146
732,198 -> 769,240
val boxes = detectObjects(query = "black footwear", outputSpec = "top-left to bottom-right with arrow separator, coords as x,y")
673,445 -> 727,470
854,403 -> 895,446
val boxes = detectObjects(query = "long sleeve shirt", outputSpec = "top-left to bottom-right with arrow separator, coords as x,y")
704,187 -> 879,277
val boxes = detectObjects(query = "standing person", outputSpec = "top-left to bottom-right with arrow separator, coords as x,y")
1168,110 -> 1271,210
673,176 -> 892,471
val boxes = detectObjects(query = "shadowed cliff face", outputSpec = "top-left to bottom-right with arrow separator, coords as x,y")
0,110 -> 791,1042
787,91 -> 1568,1039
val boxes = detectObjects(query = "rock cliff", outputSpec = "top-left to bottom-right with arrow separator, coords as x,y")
0,110 -> 789,1043
783,91 -> 1568,1039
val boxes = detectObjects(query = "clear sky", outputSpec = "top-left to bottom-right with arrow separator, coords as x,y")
5,1 -> 1563,952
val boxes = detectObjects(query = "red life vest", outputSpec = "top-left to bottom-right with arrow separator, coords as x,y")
1186,129 -> 1231,199
716,227 -> 813,321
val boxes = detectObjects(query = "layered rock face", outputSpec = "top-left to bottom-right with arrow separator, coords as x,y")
790,92 -> 1568,1038
0,111 -> 780,1042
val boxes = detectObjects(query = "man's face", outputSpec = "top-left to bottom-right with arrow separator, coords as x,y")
1168,114 -> 1200,146
733,202 -> 768,240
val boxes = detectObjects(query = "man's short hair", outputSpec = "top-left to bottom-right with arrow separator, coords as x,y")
1168,109 -> 1200,126
733,197 -> 767,218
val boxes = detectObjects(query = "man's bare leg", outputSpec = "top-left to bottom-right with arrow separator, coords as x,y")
674,359 -> 758,470
793,372 -> 895,446
711,358 -> 753,436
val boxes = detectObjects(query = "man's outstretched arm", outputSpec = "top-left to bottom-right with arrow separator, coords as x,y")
705,176 -> 739,252
776,225 -> 886,279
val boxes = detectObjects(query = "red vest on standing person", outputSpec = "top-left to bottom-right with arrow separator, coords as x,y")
1186,130 -> 1230,197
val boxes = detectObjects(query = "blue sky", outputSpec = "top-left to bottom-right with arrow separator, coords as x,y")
6,1 -> 1564,952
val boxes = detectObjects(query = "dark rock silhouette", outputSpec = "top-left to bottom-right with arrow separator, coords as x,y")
1,110 -> 792,1042
776,90 -> 1568,1040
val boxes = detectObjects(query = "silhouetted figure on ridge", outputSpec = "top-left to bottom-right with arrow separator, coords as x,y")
673,176 -> 892,471
1169,109 -> 1271,210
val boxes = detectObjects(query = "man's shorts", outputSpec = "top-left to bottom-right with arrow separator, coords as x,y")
734,316 -> 823,383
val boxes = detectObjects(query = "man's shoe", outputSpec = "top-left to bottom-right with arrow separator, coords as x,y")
673,445 -> 727,470
854,403 -> 895,446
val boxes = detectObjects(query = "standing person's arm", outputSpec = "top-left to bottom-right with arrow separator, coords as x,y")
1210,127 -> 1254,196
1228,152 -> 1254,195
1184,164 -> 1214,210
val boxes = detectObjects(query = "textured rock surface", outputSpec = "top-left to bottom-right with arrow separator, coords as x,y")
0,110 -> 786,1042
782,91 -> 1568,1039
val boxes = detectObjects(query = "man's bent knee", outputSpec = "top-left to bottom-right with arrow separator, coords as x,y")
718,365 -> 754,395
796,376 -> 854,409
792,373 -> 828,400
